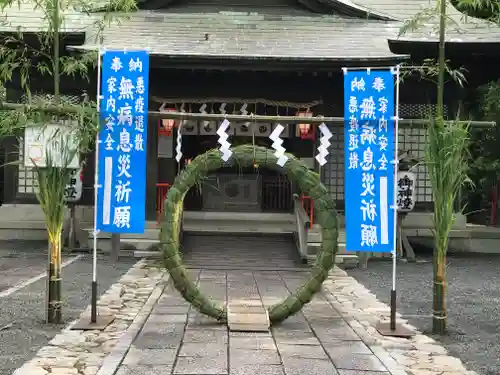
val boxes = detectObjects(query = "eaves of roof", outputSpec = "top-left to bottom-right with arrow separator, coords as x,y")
68,11 -> 407,62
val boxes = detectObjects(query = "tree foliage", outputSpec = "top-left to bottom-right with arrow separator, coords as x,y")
0,0 -> 137,323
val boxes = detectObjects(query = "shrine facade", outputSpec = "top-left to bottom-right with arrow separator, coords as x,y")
1,0 -> 500,221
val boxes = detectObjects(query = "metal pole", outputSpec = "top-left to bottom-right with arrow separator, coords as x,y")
91,49 -> 102,324
390,65 -> 401,331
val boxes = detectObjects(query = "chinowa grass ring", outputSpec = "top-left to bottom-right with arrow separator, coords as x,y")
159,144 -> 339,324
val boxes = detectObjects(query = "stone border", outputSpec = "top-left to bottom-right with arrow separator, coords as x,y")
323,267 -> 477,375
12,260 -> 167,375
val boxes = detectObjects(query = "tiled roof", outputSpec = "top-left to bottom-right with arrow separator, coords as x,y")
0,0 -> 95,32
340,0 -> 500,42
1,0 -> 500,62
72,11 -> 406,61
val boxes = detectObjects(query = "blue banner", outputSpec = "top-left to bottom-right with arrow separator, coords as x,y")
96,50 -> 149,234
344,69 -> 395,252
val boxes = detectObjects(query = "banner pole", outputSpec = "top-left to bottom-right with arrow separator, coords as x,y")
390,65 -> 401,331
375,65 -> 413,338
91,49 -> 102,324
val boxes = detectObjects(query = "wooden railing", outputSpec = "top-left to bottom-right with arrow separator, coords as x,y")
299,194 -> 314,228
293,194 -> 311,262
156,183 -> 171,223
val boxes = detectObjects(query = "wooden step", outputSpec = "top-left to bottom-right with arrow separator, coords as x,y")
227,301 -> 270,332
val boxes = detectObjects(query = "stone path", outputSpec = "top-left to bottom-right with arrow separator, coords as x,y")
9,259 -> 477,375
115,267 -> 476,375
11,260 -> 166,375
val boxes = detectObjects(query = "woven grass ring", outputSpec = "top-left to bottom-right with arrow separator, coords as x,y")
160,144 -> 339,324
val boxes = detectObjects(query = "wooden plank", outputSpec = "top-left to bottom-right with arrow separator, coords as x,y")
227,300 -> 270,333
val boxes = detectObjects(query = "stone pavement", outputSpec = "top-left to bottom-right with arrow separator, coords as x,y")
115,267 -> 476,375
8,260 -> 476,375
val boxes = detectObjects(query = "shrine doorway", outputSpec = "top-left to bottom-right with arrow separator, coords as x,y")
181,134 -> 294,213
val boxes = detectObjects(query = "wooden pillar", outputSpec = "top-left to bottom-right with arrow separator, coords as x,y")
145,116 -> 158,221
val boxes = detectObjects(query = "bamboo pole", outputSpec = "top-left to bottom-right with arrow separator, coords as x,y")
0,102 -> 495,128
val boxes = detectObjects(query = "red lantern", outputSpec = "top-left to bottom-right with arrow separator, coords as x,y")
159,106 -> 177,136
297,110 -> 315,140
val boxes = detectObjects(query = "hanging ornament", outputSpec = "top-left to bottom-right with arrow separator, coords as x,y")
315,123 -> 332,166
217,119 -> 232,162
269,123 -> 288,167
200,103 -> 209,128
240,103 -> 250,129
175,122 -> 183,163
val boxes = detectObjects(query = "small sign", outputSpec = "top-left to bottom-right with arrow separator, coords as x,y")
397,171 -> 416,212
64,167 -> 83,203
24,123 -> 79,169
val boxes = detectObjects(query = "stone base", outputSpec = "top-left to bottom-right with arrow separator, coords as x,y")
71,314 -> 115,331
376,321 -> 414,338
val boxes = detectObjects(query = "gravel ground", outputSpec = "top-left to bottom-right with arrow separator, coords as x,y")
0,248 -> 136,375
347,254 -> 500,375
0,241 -> 55,292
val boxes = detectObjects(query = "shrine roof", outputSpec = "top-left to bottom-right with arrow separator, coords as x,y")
71,10 -> 405,61
1,0 -> 500,63
324,0 -> 500,42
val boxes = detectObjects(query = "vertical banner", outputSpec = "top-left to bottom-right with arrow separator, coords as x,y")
96,50 -> 150,233
344,69 -> 395,252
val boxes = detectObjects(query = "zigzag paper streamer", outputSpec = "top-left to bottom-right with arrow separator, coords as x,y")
200,103 -> 209,128
175,124 -> 183,162
269,124 -> 288,167
217,119 -> 232,162
315,123 -> 332,166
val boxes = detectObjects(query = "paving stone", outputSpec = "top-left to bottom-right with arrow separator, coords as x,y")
178,342 -> 227,357
153,305 -> 191,314
229,336 -> 276,350
312,326 -> 361,342
173,356 -> 228,374
230,349 -> 281,365
183,329 -> 228,344
277,343 -> 328,359
230,331 -> 272,338
122,347 -> 177,366
337,371 -> 390,375
141,322 -> 186,334
230,364 -> 285,375
133,331 -> 183,349
272,329 -> 318,344
329,353 -> 388,372
147,314 -> 188,324
115,365 -> 173,375
323,341 -> 372,356
282,358 -> 338,375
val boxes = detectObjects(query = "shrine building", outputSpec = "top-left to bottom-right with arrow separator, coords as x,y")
0,0 -> 499,245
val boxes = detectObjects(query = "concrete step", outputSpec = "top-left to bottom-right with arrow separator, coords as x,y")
183,222 -> 295,234
183,211 -> 295,225
307,254 -> 359,268
0,221 -> 48,241
308,242 -> 356,256
307,230 -> 346,243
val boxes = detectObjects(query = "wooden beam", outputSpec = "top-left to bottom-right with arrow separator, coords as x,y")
0,101 -> 495,128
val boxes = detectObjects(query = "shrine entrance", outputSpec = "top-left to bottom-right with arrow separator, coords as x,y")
180,134 -> 296,213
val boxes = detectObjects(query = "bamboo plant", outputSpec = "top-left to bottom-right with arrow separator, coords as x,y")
399,0 -> 472,334
34,134 -> 78,323
426,116 -> 470,333
0,0 -> 136,324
